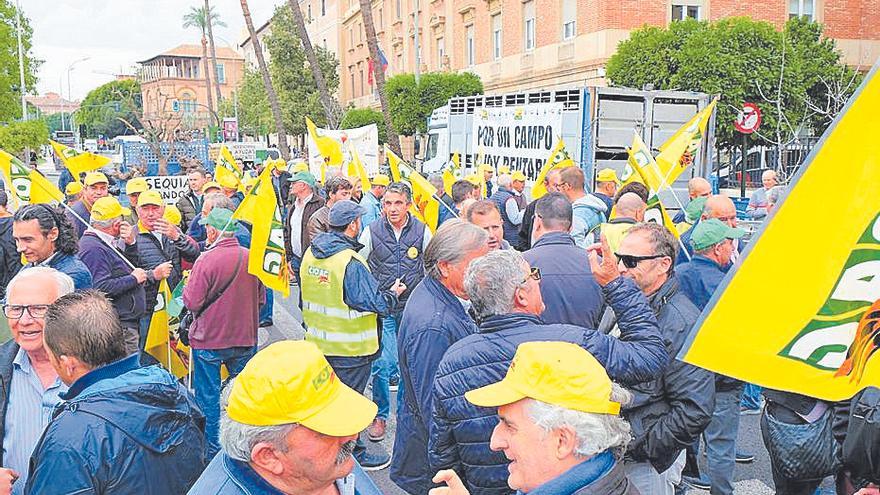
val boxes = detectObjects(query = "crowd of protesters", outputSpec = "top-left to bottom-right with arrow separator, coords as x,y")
0,157 -> 876,495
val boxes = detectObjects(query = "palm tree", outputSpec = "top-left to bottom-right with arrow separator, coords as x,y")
285,0 -> 340,128
240,0 -> 290,160
204,0 -> 225,105
182,6 -> 217,126
359,0 -> 401,154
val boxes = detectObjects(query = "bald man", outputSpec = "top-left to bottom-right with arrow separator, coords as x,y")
600,193 -> 646,253
677,195 -> 740,266
746,170 -> 777,220
673,178 -> 713,224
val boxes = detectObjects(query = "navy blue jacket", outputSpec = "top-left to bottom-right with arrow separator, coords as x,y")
78,231 -> 146,325
25,355 -> 206,495
437,194 -> 458,226
429,277 -> 667,494
391,276 -> 478,494
367,215 -> 426,313
67,200 -> 90,239
309,231 -> 397,316
523,231 -> 604,329
591,192 -> 614,214
489,187 -> 523,248
40,252 -> 93,290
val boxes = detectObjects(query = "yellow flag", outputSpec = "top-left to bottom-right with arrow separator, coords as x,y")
214,164 -> 241,190
346,143 -> 371,194
218,145 -> 243,175
385,145 -> 440,233
49,140 -> 110,177
654,99 -> 717,187
532,138 -> 574,200
0,149 -> 64,205
442,152 -> 461,195
306,117 -> 343,167
145,280 -> 189,379
621,143 -> 679,237
233,166 -> 291,296
680,65 -> 880,401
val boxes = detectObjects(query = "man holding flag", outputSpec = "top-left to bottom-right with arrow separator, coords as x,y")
184,207 -> 265,459
68,172 -> 111,238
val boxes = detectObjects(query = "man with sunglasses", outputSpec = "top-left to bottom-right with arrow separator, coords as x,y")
598,222 -> 715,495
0,267 -> 74,495
429,244 -> 668,494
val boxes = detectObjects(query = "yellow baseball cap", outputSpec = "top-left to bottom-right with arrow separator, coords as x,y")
226,341 -> 378,436
217,173 -> 239,189
84,172 -> 109,186
465,341 -> 621,415
291,161 -> 309,173
479,163 -> 494,173
65,181 -> 83,196
125,177 -> 149,195
163,204 -> 182,225
511,171 -> 527,182
465,174 -> 481,186
137,190 -> 164,207
202,181 -> 222,194
371,174 -> 390,187
498,166 -> 510,175
90,197 -> 131,221
597,168 -> 620,184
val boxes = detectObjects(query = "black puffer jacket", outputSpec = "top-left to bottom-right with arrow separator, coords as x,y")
0,217 -> 20,300
135,228 -> 200,311
429,277 -> 668,495
599,277 -> 716,473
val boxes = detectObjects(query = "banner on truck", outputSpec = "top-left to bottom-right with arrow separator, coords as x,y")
307,123 -> 380,177
143,175 -> 189,204
472,103 -> 564,180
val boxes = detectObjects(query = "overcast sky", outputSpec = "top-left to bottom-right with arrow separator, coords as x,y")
26,0 -> 282,100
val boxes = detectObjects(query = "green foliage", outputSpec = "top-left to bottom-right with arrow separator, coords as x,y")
607,17 -> 860,149
0,119 -> 48,153
340,108 -> 386,143
385,72 -> 483,135
76,79 -> 142,138
41,113 -> 64,134
0,1 -> 40,122
219,69 -> 272,135
181,4 -> 225,32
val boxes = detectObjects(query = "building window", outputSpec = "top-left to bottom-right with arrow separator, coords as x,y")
359,23 -> 364,42
308,3 -> 312,19
789,0 -> 815,20
397,53 -> 403,72
181,94 -> 195,114
466,24 -> 475,66
396,0 -> 401,19
349,26 -> 354,47
321,0 -> 326,16
492,14 -> 502,60
562,0 -> 576,39
215,63 -> 225,84
523,1 -> 535,51
378,7 -> 384,29
349,67 -> 355,97
671,4 -> 700,21
359,66 -> 365,96
437,37 -> 445,67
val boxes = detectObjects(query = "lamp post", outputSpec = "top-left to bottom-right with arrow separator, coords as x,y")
62,56 -> 90,131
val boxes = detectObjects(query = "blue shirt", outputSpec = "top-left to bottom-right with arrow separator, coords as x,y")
2,348 -> 66,494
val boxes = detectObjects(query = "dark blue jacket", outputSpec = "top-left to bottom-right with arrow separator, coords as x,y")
429,277 -> 668,494
41,252 -> 93,290
437,194 -> 458,226
391,276 -> 478,494
67,200 -> 90,239
135,228 -> 200,312
489,187 -> 523,248
591,192 -> 614,214
523,231 -> 604,329
189,452 -> 381,495
309,231 -> 397,316
25,355 -> 206,495
0,217 -> 20,300
367,214 -> 426,313
78,231 -> 145,325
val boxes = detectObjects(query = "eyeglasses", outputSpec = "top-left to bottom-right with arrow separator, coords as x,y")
3,304 -> 50,320
521,267 -> 542,284
615,253 -> 667,269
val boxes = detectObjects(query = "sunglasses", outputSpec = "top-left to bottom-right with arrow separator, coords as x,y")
615,253 -> 667,269
521,267 -> 542,284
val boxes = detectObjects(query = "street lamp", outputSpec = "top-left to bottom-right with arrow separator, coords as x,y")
61,56 -> 90,131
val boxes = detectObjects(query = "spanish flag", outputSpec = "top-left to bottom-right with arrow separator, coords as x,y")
233,165 -> 291,296
145,280 -> 189,379
386,145 -> 440,233
50,140 -> 110,178
0,149 -> 64,205
680,63 -> 880,401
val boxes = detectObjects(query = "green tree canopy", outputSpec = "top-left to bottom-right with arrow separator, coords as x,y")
76,79 -> 142,138
340,107 -> 386,143
607,17 -> 860,149
0,1 -> 40,122
0,119 -> 48,154
385,72 -> 483,135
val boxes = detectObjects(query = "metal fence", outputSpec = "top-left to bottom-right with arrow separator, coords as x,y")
717,138 -> 820,189
122,139 -> 210,176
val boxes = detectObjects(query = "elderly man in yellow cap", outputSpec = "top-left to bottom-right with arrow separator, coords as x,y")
68,171 -> 111,238
488,172 -> 528,250
188,340 -> 383,495
64,181 -> 83,206
591,168 -> 619,213
78,196 -> 148,355
124,177 -> 150,225
431,341 -> 637,495
359,173 -> 389,230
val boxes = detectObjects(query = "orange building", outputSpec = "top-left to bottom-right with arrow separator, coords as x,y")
137,44 -> 245,129
25,92 -> 79,116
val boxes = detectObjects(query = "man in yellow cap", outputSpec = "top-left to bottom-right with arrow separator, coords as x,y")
124,177 -> 149,225
591,168 -> 620,213
64,181 -> 83,206
78,196 -> 148,354
359,174 -> 389,230
217,172 -> 245,208
480,163 -> 495,197
68,171 -> 111,238
488,173 -> 527,250
431,341 -> 637,495
188,340 -> 383,495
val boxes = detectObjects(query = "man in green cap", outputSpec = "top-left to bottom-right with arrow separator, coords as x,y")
284,171 -> 325,284
183,207 -> 266,459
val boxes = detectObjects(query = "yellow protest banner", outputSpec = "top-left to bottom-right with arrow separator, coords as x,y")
386,145 -> 440,232
532,138 -> 574,200
680,64 -> 880,401
623,140 -> 679,237
443,152 -> 461,195
145,280 -> 189,379
0,149 -> 64,205
346,142 -> 371,194
306,117 -> 343,168
50,140 -> 111,178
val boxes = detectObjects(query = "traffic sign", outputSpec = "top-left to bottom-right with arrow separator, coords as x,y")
734,102 -> 761,134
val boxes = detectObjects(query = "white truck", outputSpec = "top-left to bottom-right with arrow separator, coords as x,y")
419,86 -> 715,203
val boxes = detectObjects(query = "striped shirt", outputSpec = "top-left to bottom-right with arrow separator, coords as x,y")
1,348 -> 66,495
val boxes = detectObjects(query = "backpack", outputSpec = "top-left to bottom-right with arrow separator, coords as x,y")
842,387 -> 880,482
